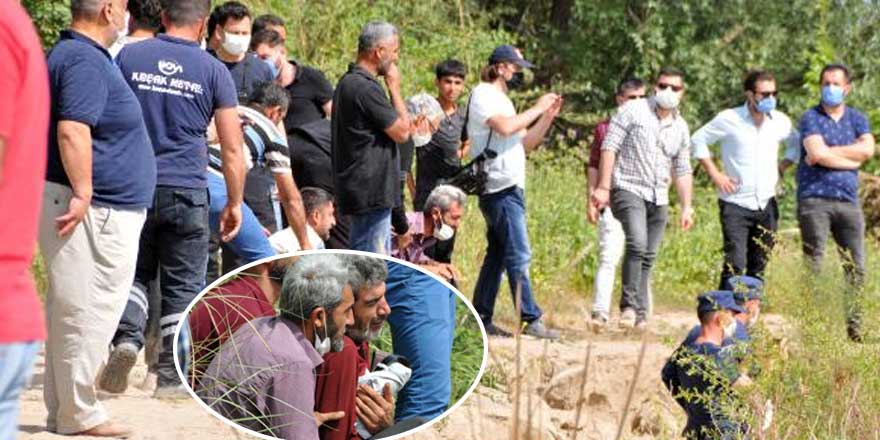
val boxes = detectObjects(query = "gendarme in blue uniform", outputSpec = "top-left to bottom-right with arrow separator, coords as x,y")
47,30 -> 156,209
796,105 -> 872,203
116,34 -> 238,188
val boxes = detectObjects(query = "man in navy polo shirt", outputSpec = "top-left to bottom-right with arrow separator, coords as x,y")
332,21 -> 412,255
795,63 -> 875,342
100,0 -> 246,399
41,0 -> 155,436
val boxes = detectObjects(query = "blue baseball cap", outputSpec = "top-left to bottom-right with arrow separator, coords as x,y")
725,275 -> 764,304
697,290 -> 746,315
488,45 -> 535,69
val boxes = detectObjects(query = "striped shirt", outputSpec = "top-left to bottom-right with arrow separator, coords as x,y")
207,105 -> 291,177
601,97 -> 692,205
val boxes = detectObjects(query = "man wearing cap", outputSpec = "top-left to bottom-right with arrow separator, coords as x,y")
662,291 -> 751,439
469,45 -> 562,339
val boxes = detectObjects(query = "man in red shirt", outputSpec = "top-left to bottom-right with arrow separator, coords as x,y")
314,255 -> 394,440
188,258 -> 292,387
0,3 -> 49,438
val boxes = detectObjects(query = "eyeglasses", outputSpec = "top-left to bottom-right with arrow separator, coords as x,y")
625,94 -> 645,100
657,83 -> 684,92
753,91 -> 778,99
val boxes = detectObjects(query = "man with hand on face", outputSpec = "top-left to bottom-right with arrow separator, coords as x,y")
692,70 -> 798,290
795,63 -> 874,342
332,21 -> 412,255
199,254 -> 356,440
209,1 -> 274,102
591,67 -> 694,331
314,255 -> 394,440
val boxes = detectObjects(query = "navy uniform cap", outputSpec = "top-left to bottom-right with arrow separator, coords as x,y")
697,290 -> 746,315
726,275 -> 764,304
488,45 -> 535,69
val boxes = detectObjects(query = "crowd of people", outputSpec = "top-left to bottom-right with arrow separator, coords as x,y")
0,0 -> 875,438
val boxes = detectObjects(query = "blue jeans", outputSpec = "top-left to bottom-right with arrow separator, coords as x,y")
349,208 -> 392,254
0,342 -> 39,440
473,186 -> 542,325
113,186 -> 210,386
385,263 -> 456,422
207,172 -> 275,263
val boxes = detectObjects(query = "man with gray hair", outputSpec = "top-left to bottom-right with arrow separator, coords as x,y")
392,184 -> 466,283
198,254 -> 355,440
41,0 -> 155,435
332,21 -> 412,254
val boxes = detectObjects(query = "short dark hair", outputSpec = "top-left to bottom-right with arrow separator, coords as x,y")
248,81 -> 289,114
820,63 -> 851,84
127,0 -> 162,32
697,310 -> 717,326
160,0 -> 211,27
616,77 -> 644,96
656,66 -> 685,82
435,59 -> 466,80
251,29 -> 283,50
253,14 -> 285,35
213,1 -> 251,29
301,187 -> 334,215
743,70 -> 776,92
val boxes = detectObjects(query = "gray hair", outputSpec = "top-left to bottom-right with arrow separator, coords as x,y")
357,21 -> 398,53
424,185 -> 467,214
344,255 -> 388,297
301,187 -> 334,216
279,254 -> 352,323
71,0 -> 106,20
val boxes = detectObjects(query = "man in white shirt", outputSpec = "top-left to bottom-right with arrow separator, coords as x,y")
269,186 -> 335,252
691,70 -> 799,289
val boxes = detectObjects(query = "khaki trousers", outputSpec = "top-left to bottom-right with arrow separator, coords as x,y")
38,182 -> 146,434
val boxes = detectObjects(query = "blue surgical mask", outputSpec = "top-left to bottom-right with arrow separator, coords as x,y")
756,96 -> 776,114
821,85 -> 845,107
263,58 -> 279,78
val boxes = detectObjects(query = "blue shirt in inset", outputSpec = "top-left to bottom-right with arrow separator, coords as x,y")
117,34 -> 238,189
796,105 -> 871,203
47,30 -> 156,209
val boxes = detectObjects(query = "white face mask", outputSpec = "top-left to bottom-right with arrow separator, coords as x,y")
723,319 -> 737,339
412,132 -> 432,147
313,319 -> 332,355
432,215 -> 455,241
222,32 -> 251,56
747,309 -> 760,327
654,87 -> 681,110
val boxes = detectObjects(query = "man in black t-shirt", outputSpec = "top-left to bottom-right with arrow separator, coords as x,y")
332,21 -> 412,254
210,2 -> 273,102
253,14 -> 335,130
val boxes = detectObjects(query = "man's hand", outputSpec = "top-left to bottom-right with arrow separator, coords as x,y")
384,62 -> 401,92
314,410 -> 345,427
396,230 -> 413,252
219,202 -> 242,242
536,93 -> 560,113
356,384 -> 394,435
545,95 -> 563,120
680,206 -> 695,231
424,263 -> 458,281
587,201 -> 600,224
55,194 -> 90,237
711,173 -> 738,194
591,186 -> 610,211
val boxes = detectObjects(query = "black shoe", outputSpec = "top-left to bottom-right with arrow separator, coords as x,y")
484,323 -> 513,338
847,324 -> 863,343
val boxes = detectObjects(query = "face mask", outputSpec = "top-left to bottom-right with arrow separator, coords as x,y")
412,132 -> 432,147
506,71 -> 525,91
821,85 -> 845,107
747,309 -> 760,327
433,216 -> 455,241
222,32 -> 251,56
755,96 -> 776,114
313,318 -> 332,355
654,87 -> 680,110
723,318 -> 737,339
263,58 -> 279,78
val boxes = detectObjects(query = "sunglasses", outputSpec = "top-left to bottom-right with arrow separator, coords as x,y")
657,83 -> 684,92
753,91 -> 779,99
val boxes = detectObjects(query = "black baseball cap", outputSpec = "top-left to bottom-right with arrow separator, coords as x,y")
488,45 -> 535,69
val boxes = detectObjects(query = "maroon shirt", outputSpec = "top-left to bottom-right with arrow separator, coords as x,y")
314,336 -> 371,440
588,119 -> 610,168
189,276 -> 276,386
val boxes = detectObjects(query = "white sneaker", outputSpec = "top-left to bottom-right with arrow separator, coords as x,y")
619,308 -> 636,329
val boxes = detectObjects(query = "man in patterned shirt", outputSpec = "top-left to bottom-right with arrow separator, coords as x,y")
591,67 -> 695,329
795,63 -> 875,342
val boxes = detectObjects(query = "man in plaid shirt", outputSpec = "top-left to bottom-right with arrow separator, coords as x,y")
591,67 -> 695,329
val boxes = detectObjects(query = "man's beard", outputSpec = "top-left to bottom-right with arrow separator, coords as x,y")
347,320 -> 383,344
325,316 -> 346,353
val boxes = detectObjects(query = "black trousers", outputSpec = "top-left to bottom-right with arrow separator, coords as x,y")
718,198 -> 778,289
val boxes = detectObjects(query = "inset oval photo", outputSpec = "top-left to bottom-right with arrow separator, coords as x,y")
173,251 -> 488,440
